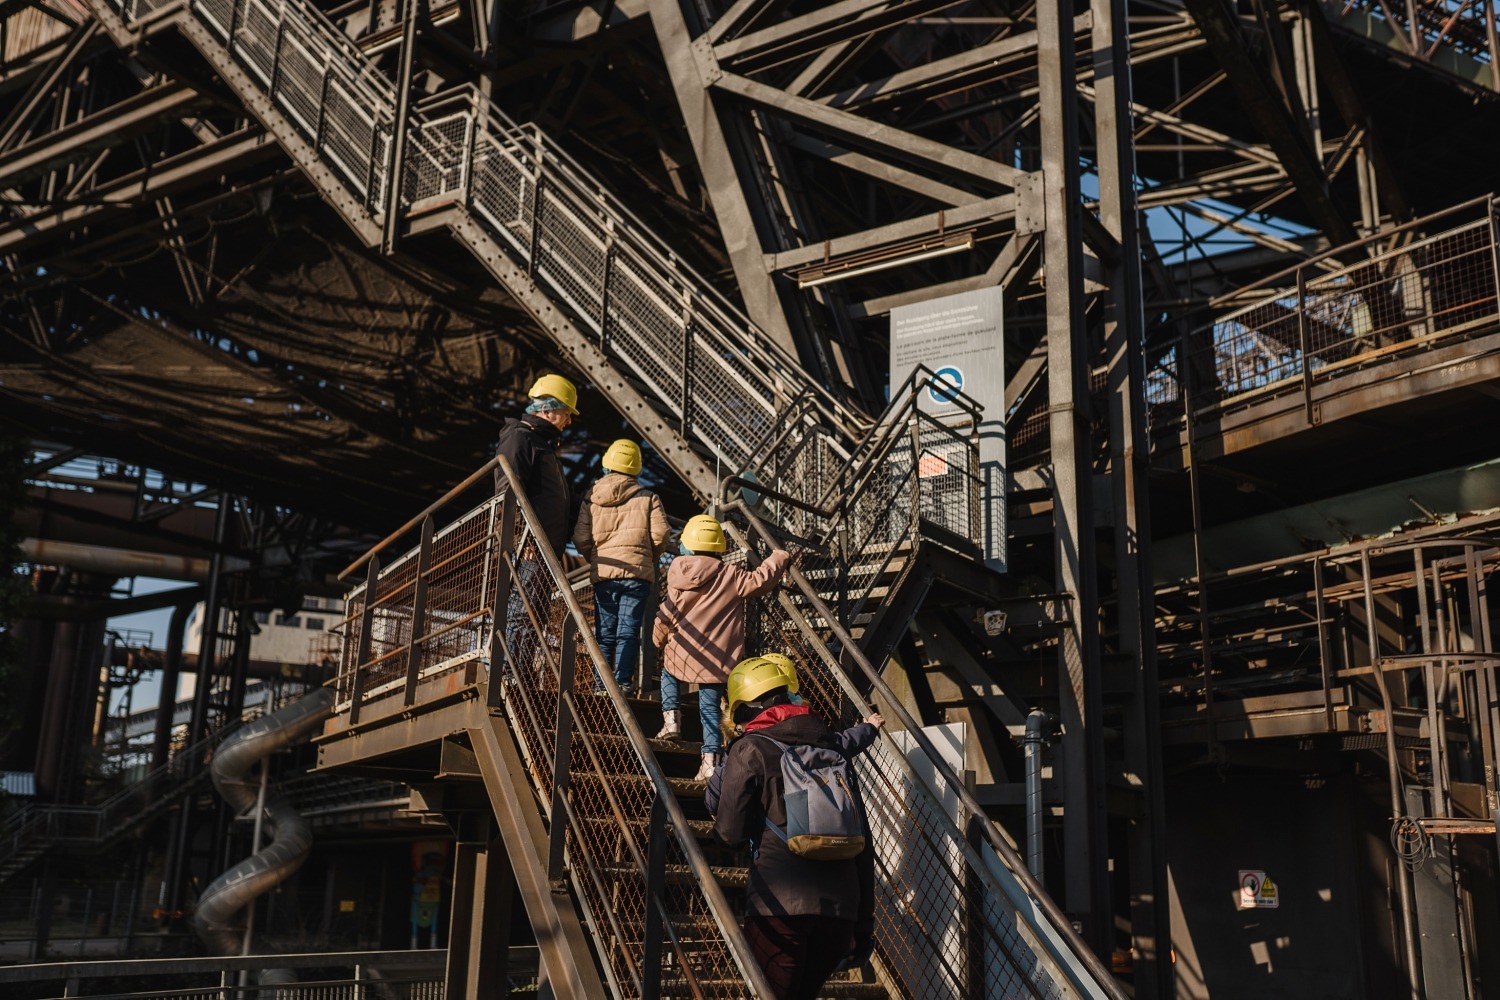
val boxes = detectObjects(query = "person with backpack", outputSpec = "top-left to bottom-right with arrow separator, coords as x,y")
573,439 -> 671,695
652,515 -> 791,780
710,655 -> 882,999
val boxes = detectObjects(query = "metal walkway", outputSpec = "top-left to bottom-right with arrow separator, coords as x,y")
320,459 -> 1123,999
86,0 -> 866,507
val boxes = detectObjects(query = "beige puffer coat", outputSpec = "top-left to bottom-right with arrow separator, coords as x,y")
572,473 -> 671,581
652,550 -> 792,684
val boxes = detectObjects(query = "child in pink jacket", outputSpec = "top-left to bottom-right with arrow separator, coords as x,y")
653,514 -> 791,779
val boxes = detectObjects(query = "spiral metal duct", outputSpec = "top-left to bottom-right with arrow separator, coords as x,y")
194,688 -> 335,961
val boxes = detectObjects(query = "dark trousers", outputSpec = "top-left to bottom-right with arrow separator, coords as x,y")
744,913 -> 856,1000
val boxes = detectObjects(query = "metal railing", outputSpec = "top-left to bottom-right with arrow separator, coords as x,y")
730,509 -> 1125,1000
96,0 -> 867,496
1325,0 -> 1499,84
96,0 -> 989,625
728,367 -> 983,632
334,460 -> 776,999
1147,196 -> 1500,418
331,453 -> 1116,999
0,949 -> 449,998
1,730 -> 220,874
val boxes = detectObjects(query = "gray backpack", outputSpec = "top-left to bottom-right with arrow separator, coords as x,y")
752,735 -> 867,860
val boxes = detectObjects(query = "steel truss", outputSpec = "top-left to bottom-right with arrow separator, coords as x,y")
5,0 -> 1500,994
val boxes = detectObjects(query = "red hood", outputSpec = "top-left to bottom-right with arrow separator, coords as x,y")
743,703 -> 811,732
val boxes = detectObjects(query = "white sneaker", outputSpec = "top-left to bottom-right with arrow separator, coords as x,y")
694,752 -> 718,781
656,709 -> 681,741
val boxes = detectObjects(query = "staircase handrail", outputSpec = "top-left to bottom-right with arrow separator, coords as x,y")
1,729 -> 221,863
121,0 -> 869,482
402,75 -> 870,486
1149,194 -> 1500,414
334,461 -> 780,997
730,504 -> 1128,1000
416,87 -> 870,437
490,454 -> 779,998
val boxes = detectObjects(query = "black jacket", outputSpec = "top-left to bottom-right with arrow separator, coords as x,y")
712,711 -> 875,939
494,414 -> 571,551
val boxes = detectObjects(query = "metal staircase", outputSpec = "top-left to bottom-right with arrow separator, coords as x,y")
0,731 -> 219,887
324,457 -> 1123,999
73,0 -> 1121,992
87,0 -> 867,507
80,0 -> 1016,662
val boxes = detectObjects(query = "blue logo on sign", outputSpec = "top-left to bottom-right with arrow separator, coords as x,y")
929,366 -> 964,404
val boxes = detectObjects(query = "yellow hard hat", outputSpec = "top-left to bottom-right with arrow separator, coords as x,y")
758,652 -> 799,696
602,439 -> 642,476
679,514 -> 725,554
727,656 -> 792,720
528,373 -> 579,414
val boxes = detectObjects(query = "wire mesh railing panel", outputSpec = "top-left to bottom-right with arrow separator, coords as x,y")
272,20 -> 326,138
193,0 -> 233,37
685,320 -> 777,467
735,515 -> 1119,1000
319,76 -> 381,199
605,251 -> 690,407
334,481 -> 769,998
533,185 -> 609,325
405,112 -> 472,205
416,503 -> 496,676
491,498 -> 760,998
1152,204 -> 1500,419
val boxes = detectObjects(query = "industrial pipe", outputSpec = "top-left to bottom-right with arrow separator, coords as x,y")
1024,710 -> 1051,880
21,538 -> 250,580
194,689 -> 335,974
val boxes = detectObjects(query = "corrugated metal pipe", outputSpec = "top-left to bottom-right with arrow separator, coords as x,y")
194,689 -> 334,976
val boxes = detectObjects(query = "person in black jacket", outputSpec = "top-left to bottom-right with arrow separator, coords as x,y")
711,655 -> 881,1000
494,374 -> 580,668
493,373 -> 578,552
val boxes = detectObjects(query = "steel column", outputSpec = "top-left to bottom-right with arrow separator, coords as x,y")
1037,0 -> 1109,955
445,813 -> 514,999
643,0 -> 806,361
1092,0 -> 1169,990
349,555 -> 380,726
1359,548 -> 1422,1000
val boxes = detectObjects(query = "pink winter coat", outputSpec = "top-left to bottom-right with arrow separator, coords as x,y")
652,550 -> 792,684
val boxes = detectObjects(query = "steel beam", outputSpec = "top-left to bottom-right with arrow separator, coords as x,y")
467,711 -> 610,1000
1037,0 -> 1109,958
711,0 -> 957,73
0,83 -> 204,187
821,18 -> 1086,112
643,0 -> 801,359
713,71 -> 1025,191
1091,0 -> 1169,994
782,133 -> 974,206
769,192 -> 1016,272
0,131 -> 276,253
1181,0 -> 1358,246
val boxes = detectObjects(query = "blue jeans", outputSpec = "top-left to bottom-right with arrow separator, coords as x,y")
594,577 -> 650,689
661,672 -> 725,756
501,558 -> 542,675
